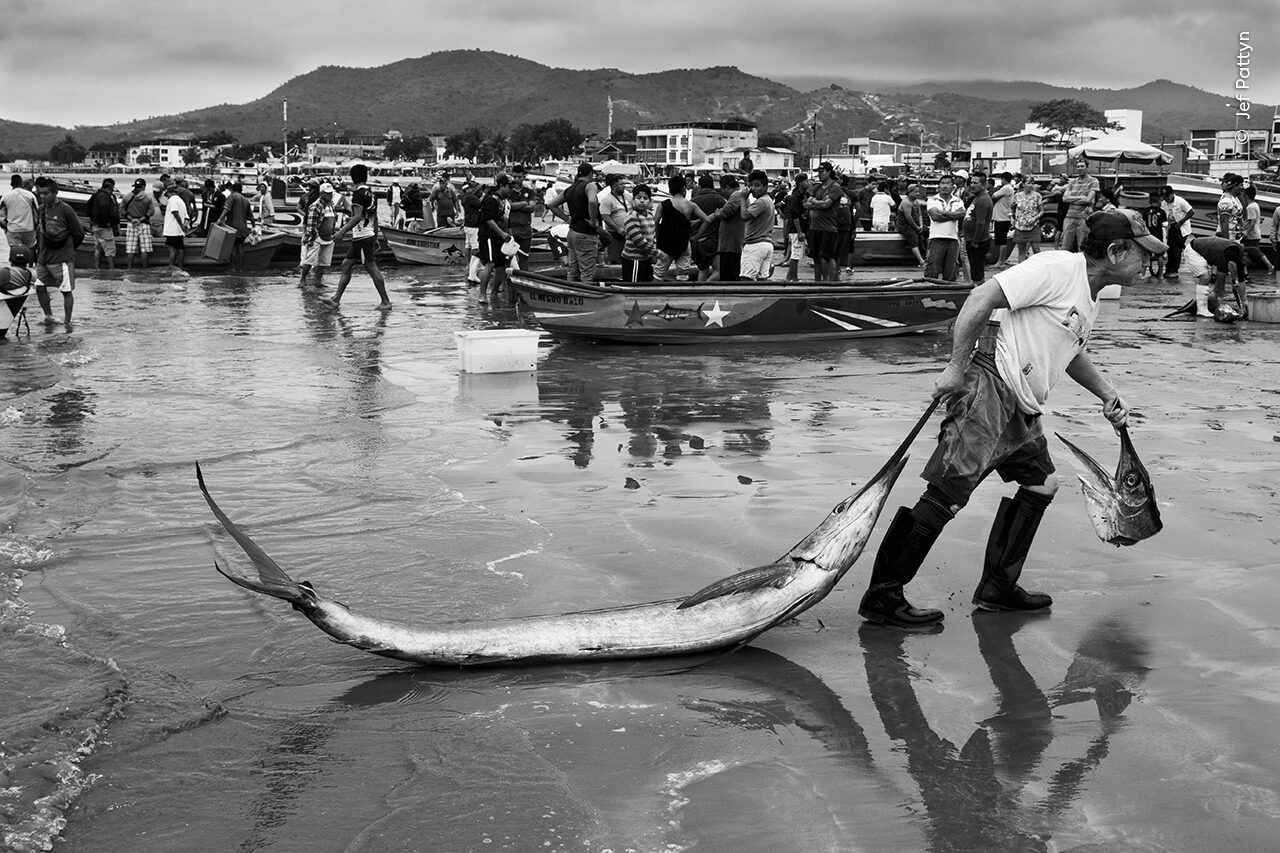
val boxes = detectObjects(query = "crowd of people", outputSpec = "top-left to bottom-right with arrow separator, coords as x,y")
3,160 -> 1278,328
525,159 -> 1213,290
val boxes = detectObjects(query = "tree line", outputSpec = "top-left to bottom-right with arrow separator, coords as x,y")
3,100 -> 1119,168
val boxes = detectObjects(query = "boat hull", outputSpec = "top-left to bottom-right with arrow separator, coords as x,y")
849,231 -> 922,265
511,271 -> 971,344
382,225 -> 565,268
73,231 -> 285,272
382,225 -> 467,265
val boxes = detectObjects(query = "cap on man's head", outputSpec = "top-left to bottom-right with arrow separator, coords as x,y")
1222,173 -> 1244,188
9,245 -> 32,264
1159,185 -> 1174,196
1086,208 -> 1167,254
319,182 -> 334,193
576,162 -> 594,177
818,160 -> 835,173
134,178 -> 146,188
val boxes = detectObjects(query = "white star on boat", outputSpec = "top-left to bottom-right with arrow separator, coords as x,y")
703,300 -> 730,327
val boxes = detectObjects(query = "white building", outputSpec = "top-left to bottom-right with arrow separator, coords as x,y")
969,132 -> 1049,174
1021,109 -> 1143,146
304,137 -> 389,164
1190,127 -> 1271,160
127,138 -> 202,168
702,145 -> 797,176
636,121 -> 757,168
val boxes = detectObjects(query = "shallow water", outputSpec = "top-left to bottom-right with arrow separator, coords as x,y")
1,261 -> 1278,853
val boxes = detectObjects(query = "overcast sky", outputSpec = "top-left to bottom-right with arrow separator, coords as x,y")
3,0 -> 1277,134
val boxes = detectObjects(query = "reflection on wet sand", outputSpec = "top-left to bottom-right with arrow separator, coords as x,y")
227,648 -> 879,852
534,346 -> 775,468
46,387 -> 96,459
219,617 -> 1151,853
859,616 -> 1150,852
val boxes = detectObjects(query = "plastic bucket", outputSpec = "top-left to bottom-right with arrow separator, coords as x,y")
1246,292 -> 1280,323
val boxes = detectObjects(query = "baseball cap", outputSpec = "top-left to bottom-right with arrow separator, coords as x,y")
1086,208 -> 1167,254
319,182 -> 334,193
133,178 -> 146,188
9,245 -> 32,264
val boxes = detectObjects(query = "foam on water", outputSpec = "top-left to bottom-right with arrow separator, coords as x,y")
1,554 -> 128,853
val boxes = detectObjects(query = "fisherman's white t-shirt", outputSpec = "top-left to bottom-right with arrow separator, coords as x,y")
162,195 -> 188,237
990,251 -> 1099,415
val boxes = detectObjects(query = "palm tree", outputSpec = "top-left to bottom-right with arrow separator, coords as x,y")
445,126 -> 491,162
485,131 -> 509,166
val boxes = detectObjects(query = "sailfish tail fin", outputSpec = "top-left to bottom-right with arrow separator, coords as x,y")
197,463 -> 316,610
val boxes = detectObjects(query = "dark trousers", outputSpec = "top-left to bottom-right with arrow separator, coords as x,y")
1242,239 -> 1272,275
924,238 -> 958,281
718,251 -> 741,282
966,239 -> 992,283
621,257 -> 654,282
836,226 -> 852,268
1166,227 -> 1185,274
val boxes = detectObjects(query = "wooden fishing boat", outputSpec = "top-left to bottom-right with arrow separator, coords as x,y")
383,224 -> 566,268
510,269 -> 971,344
73,231 -> 286,272
257,227 -> 397,267
849,231 -> 922,265
381,225 -> 467,265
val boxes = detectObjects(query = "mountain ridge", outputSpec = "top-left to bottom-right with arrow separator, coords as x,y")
1,51 -> 1271,158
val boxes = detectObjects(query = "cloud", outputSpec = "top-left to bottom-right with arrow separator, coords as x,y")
2,0 -> 1277,127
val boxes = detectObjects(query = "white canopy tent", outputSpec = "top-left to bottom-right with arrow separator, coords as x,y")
596,159 -> 642,176
1067,137 -> 1174,167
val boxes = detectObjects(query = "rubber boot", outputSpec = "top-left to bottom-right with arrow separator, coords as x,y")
973,491 -> 1053,612
859,507 -> 945,628
1195,283 -> 1212,318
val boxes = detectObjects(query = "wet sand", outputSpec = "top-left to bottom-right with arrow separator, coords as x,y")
1,259 -> 1278,852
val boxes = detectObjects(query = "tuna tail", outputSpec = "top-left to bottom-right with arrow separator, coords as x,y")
197,463 -> 316,609
1161,298 -> 1197,320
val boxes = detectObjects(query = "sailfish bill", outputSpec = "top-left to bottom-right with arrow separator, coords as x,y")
1055,426 -> 1162,547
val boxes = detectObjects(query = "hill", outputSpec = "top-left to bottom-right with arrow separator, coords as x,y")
0,54 -> 1271,159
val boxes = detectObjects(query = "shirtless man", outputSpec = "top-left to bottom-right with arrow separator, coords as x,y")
653,174 -> 710,281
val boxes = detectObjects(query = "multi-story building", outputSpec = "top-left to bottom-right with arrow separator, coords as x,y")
127,137 -> 202,168
635,121 -> 757,168
1189,128 -> 1271,160
304,136 -> 390,164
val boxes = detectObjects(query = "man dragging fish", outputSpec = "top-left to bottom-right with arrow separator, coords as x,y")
859,209 -> 1166,629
